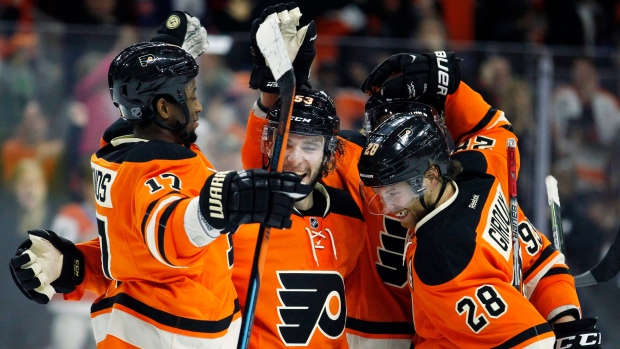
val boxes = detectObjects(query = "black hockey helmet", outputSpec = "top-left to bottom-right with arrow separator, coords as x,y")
108,41 -> 199,133
263,89 -> 340,157
358,104 -> 451,214
363,95 -> 440,135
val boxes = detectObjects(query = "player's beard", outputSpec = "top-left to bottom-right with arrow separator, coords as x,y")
186,129 -> 198,144
397,199 -> 427,229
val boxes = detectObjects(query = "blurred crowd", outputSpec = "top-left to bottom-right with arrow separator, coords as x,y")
1,0 -> 620,348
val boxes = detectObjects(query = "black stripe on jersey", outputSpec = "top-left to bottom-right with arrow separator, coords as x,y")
491,322 -> 552,349
324,186 -> 364,221
456,107 -> 497,143
99,140 -> 197,164
98,218 -> 113,280
523,245 -> 555,281
541,266 -> 571,278
91,293 -> 241,333
346,317 -> 415,335
157,197 -> 184,266
141,200 -> 160,241
338,130 -> 367,148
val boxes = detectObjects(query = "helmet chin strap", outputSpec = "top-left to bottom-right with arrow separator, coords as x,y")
150,101 -> 192,147
419,177 -> 449,213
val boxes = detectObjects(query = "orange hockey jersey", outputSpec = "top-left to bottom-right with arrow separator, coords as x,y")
242,105 -> 415,348
82,136 -> 240,348
405,82 -> 580,348
232,183 -> 367,348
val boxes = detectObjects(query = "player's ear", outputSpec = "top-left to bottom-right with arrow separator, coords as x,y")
155,97 -> 172,121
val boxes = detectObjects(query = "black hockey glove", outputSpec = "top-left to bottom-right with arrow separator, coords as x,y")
9,229 -> 85,304
554,318 -> 602,348
151,11 -> 209,59
199,169 -> 312,232
361,51 -> 462,103
249,2 -> 316,93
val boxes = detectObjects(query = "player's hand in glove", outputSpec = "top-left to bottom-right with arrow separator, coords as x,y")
360,51 -> 462,102
249,2 -> 317,93
152,11 -> 209,59
9,229 -> 85,304
553,317 -> 602,348
200,169 -> 312,232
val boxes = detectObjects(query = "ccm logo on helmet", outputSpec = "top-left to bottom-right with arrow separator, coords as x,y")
291,116 -> 311,123
435,51 -> 450,96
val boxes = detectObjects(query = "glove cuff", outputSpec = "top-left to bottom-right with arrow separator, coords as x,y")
51,245 -> 85,294
200,171 -> 235,230
152,11 -> 188,47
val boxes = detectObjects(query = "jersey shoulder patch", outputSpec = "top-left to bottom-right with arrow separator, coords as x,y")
414,177 -> 494,285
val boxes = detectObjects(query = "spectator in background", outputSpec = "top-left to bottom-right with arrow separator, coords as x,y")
2,100 -> 64,186
477,55 -> 536,214
0,158 -> 53,348
48,157 -> 98,349
551,57 -> 620,192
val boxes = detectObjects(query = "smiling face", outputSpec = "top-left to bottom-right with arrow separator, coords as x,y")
281,133 -> 327,185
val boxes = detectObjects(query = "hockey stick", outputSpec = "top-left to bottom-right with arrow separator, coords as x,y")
507,138 -> 523,294
236,16 -> 296,349
573,225 -> 620,287
545,175 -> 567,257
545,175 -> 620,287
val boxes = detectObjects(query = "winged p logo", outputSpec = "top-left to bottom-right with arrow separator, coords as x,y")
276,271 -> 346,345
139,54 -> 155,67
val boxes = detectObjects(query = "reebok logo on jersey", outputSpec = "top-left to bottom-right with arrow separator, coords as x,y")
276,271 -> 346,345
435,51 -> 450,96
469,194 -> 479,209
208,171 -> 231,219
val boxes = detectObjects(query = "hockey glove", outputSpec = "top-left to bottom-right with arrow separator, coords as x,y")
361,51 -> 462,103
554,317 -> 602,348
249,2 -> 317,93
199,169 -> 312,232
152,11 -> 209,59
9,229 -> 85,304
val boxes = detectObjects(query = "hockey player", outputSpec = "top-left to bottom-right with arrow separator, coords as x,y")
242,4 -> 417,347
9,39 -> 310,349
234,88 -> 367,348
357,52 -> 602,348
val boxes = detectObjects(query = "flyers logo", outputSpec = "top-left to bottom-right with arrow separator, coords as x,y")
276,271 -> 346,345
138,54 -> 155,67
376,216 -> 409,288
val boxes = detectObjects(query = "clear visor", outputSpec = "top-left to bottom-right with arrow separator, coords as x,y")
261,126 -> 335,161
360,177 -> 427,215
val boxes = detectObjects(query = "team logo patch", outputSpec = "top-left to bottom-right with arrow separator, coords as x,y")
165,15 -> 181,29
276,271 -> 346,345
131,107 -> 142,118
309,217 -> 319,230
398,128 -> 413,140
138,54 -> 155,67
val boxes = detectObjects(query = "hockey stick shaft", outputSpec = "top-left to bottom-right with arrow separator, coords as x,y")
545,175 -> 567,257
507,138 -> 523,294
237,17 -> 296,349
574,225 -> 620,287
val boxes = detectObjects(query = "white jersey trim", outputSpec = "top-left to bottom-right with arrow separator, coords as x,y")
92,308 -> 241,349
